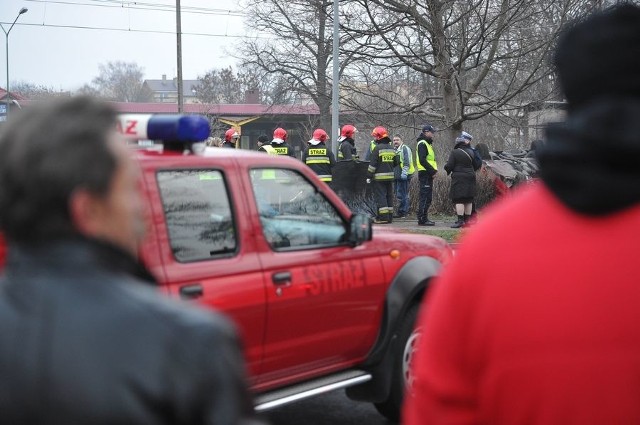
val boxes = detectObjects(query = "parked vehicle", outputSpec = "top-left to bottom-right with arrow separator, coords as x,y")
0,114 -> 453,422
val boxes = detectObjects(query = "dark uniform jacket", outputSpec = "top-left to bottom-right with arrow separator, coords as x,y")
302,142 -> 336,182
367,137 -> 398,181
270,142 -> 296,158
0,238 -> 259,425
338,138 -> 357,160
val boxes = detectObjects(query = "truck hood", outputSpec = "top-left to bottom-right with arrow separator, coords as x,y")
371,225 -> 453,265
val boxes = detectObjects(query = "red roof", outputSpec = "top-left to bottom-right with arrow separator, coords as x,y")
0,88 -> 27,101
109,102 -> 320,116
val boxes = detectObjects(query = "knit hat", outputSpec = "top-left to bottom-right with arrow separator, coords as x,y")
257,134 -> 269,144
454,136 -> 466,144
554,4 -> 640,111
461,131 -> 473,141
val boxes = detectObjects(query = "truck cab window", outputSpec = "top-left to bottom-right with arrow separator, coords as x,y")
158,170 -> 236,262
250,168 -> 346,250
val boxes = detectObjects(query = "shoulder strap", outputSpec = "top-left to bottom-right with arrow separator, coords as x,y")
460,148 -> 473,163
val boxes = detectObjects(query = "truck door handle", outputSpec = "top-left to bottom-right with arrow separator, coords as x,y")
179,284 -> 203,300
272,272 -> 292,286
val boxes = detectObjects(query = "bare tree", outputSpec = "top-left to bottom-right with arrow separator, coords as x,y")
237,0 -> 335,134
339,0 -> 592,142
11,81 -> 65,100
195,64 -> 295,106
90,61 -> 152,102
76,83 -> 101,98
233,0 -> 606,149
195,67 -> 243,104
237,64 -> 298,105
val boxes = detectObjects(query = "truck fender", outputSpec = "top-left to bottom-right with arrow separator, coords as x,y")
346,255 -> 442,402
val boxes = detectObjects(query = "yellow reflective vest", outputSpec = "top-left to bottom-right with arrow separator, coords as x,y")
397,144 -> 415,175
416,139 -> 438,172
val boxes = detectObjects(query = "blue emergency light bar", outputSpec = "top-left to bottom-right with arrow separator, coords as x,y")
116,114 -> 210,142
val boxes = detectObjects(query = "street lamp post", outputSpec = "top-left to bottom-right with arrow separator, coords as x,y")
1,7 -> 28,121
175,0 -> 184,113
331,0 -> 339,157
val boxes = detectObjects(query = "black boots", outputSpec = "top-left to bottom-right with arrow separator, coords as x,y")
418,216 -> 435,226
374,213 -> 393,224
450,215 -> 465,228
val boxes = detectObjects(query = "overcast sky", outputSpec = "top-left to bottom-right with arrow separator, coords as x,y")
1,0 -> 248,91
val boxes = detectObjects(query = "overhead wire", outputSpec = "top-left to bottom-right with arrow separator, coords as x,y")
0,21 -> 271,39
5,0 -> 272,39
23,0 -> 245,16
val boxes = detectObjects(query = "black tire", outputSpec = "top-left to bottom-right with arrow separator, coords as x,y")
373,304 -> 420,423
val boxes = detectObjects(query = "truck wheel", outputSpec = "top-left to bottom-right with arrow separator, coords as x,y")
373,304 -> 420,423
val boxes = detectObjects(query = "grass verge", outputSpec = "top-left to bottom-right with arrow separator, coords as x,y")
395,228 -> 461,243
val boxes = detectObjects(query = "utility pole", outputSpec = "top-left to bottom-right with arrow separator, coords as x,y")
176,0 -> 184,113
331,0 -> 339,156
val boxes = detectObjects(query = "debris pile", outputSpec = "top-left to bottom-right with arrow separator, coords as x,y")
484,149 -> 540,188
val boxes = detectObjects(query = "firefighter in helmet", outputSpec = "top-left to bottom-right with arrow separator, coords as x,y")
337,124 -> 358,161
302,128 -> 336,183
366,126 -> 398,223
270,127 -> 296,158
221,128 -> 239,148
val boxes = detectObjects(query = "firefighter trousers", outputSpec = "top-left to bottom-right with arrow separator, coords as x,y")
373,180 -> 394,222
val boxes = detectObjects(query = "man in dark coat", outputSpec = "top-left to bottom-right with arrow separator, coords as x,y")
256,133 -> 270,150
415,124 -> 438,225
0,97 -> 260,425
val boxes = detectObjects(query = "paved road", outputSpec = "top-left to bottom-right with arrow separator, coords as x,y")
260,389 -> 395,425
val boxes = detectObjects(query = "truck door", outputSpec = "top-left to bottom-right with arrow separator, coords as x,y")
248,168 -> 386,387
142,167 -> 268,382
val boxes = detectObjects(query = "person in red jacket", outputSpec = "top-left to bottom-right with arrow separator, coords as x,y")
0,233 -> 6,269
404,4 -> 640,425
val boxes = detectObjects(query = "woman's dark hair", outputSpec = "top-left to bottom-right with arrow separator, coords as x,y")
0,96 -> 118,244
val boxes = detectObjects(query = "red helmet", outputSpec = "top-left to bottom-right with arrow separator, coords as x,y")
273,127 -> 287,140
312,128 -> 328,142
224,128 -> 239,142
340,124 -> 357,139
371,126 -> 388,140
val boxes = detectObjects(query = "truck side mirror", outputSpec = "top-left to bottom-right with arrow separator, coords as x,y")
348,214 -> 372,246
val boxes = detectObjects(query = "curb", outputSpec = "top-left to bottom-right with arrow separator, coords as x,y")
383,219 -> 462,231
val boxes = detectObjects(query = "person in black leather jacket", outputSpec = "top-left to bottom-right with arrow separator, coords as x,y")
0,96 -> 261,425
